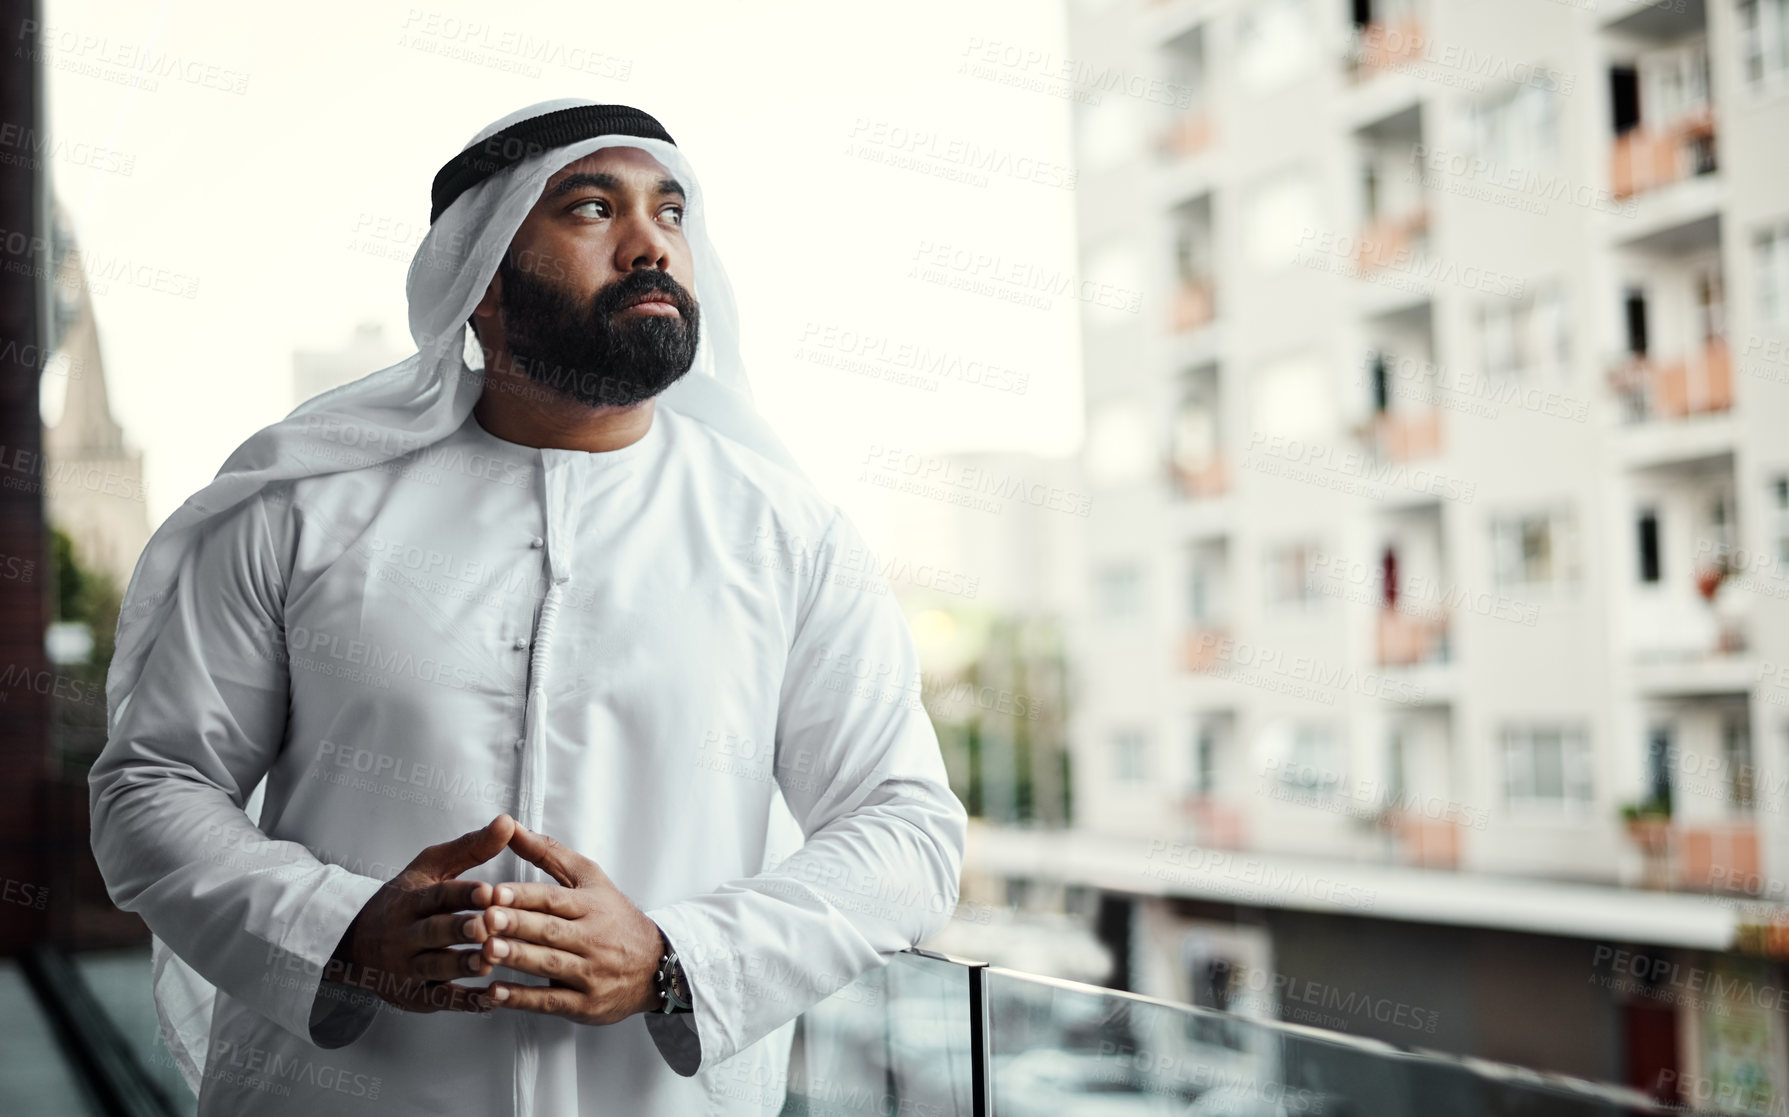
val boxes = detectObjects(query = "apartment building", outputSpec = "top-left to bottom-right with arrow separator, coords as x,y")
965,0 -> 1789,1102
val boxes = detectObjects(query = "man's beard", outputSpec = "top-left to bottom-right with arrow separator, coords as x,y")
494,255 -> 701,409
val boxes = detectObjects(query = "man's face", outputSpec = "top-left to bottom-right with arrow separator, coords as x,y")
480,145 -> 700,409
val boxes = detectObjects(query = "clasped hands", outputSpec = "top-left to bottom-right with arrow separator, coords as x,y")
325,814 -> 667,1025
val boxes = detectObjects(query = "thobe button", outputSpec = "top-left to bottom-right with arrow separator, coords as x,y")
512,637 -> 528,650
529,536 -> 544,549
513,737 -> 525,750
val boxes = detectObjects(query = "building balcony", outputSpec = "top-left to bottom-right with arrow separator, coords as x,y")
1179,626 -> 1230,672
1158,110 -> 1215,161
1377,607 -> 1449,668
1379,807 -> 1462,870
1622,817 -> 1760,895
1349,17 -> 1425,81
1607,336 -> 1731,424
1610,109 -> 1717,200
1178,792 -> 1249,849
1358,407 -> 1442,462
1354,206 -> 1429,275
1171,276 -> 1216,332
1169,455 -> 1228,499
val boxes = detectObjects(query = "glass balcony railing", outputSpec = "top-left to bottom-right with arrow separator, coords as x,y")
788,948 -> 1687,1115
11,941 -> 1695,1114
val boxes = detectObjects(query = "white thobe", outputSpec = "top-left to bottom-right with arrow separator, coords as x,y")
88,403 -> 968,1115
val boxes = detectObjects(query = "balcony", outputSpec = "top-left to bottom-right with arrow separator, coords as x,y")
1359,408 -> 1442,463
1621,818 -> 1761,895
1607,336 -> 1731,424
1180,626 -> 1229,672
1379,807 -> 1462,870
1158,110 -> 1215,161
1354,206 -> 1429,275
1348,17 -> 1425,82
1377,607 -> 1449,668
1178,793 -> 1249,849
1610,110 -> 1716,201
1170,276 -> 1215,332
10,939 -> 1705,1114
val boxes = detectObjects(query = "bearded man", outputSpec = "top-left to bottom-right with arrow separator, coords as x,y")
88,99 -> 967,1116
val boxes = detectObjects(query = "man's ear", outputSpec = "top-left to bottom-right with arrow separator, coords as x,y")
470,263 -> 502,337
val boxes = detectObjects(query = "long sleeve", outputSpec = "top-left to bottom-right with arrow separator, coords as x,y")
88,485 -> 388,1049
641,510 -> 969,1076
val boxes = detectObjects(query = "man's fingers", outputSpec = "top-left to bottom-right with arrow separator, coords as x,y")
486,982 -> 586,1018
481,906 -> 577,950
488,881 -> 585,918
414,879 -> 493,916
506,824 -> 599,888
411,815 -> 517,880
412,947 -> 490,983
482,937 -> 587,989
409,911 -> 488,953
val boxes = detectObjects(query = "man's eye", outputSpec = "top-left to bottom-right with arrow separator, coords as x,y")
664,206 -> 685,227
571,199 -> 608,218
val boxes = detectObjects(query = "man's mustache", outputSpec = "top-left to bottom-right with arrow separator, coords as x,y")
594,271 -> 697,318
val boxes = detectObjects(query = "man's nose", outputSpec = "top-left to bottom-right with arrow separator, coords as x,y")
613,212 -> 675,272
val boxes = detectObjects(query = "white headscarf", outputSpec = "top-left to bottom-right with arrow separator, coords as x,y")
109,97 -> 806,1092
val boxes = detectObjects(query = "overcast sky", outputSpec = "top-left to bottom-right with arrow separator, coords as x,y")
40,0 -> 1086,541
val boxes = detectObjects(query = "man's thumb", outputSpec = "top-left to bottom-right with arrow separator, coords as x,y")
412,814 -> 517,879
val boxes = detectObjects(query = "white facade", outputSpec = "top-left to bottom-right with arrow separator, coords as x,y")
1064,0 -> 1789,908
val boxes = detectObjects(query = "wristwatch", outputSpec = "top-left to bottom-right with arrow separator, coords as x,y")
653,927 -> 694,1015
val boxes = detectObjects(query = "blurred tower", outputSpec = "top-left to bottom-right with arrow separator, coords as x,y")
42,199 -> 151,593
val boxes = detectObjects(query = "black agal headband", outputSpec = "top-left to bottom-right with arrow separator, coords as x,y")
429,104 -> 677,225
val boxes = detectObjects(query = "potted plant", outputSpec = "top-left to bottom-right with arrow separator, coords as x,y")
1619,798 -> 1673,856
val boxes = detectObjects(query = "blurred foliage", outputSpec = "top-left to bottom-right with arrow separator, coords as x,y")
49,525 -> 121,774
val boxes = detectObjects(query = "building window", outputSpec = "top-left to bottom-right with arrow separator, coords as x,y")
1236,0 -> 1316,93
1637,507 -> 1663,584
1245,170 -> 1320,272
1738,0 -> 1789,90
1114,729 -> 1149,783
1265,541 -> 1321,608
1278,723 -> 1342,796
1098,563 -> 1144,619
1756,222 -> 1789,325
1478,280 -> 1571,378
1188,540 -> 1228,626
1467,82 -> 1559,170
1502,725 -> 1593,812
1191,723 -> 1217,796
1492,509 -> 1579,589
1773,476 -> 1789,567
